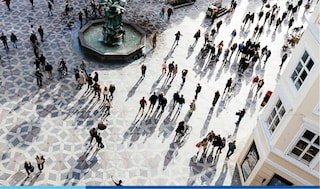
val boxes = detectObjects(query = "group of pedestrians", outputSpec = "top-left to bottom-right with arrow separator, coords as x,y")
159,6 -> 174,21
0,32 -> 18,50
195,129 -> 237,161
81,68 -> 116,119
89,127 -> 104,149
160,0 -> 300,161
2,0 -> 317,183
24,155 -> 45,178
195,130 -> 227,161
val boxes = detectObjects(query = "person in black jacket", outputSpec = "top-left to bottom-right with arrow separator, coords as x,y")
235,108 -> 246,125
24,160 -> 33,177
212,90 -> 220,107
226,140 -> 236,159
194,83 -> 202,99
148,92 -> 158,112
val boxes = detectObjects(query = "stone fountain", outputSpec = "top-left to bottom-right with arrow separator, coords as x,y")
78,0 -> 146,61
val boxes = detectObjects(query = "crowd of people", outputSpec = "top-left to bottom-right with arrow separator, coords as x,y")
1,0 -> 318,184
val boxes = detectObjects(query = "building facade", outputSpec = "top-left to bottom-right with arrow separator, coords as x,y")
236,5 -> 320,186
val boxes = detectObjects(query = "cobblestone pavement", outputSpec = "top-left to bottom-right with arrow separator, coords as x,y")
0,0 -> 314,186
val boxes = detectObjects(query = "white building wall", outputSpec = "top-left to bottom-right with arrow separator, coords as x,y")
238,4 -> 320,185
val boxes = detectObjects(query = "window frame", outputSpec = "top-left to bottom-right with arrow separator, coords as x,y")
288,128 -> 320,166
266,98 -> 286,134
290,50 -> 314,90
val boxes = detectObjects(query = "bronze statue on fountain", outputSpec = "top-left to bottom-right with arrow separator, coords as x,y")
101,0 -> 126,46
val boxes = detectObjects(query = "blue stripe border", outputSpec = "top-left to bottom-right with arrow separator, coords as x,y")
0,186 -> 318,189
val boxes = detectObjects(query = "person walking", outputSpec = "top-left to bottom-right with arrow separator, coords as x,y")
172,64 -> 178,78
167,7 -> 173,21
288,17 -> 294,31
181,69 -> 188,85
48,1 -> 53,16
35,69 -> 43,87
93,82 -> 101,99
256,79 -> 264,94
10,33 -> 18,48
264,50 -> 271,64
39,54 -> 46,70
3,0 -> 11,11
167,61 -> 174,78
0,32 -> 9,49
152,32 -> 157,48
226,140 -> 236,159
37,25 -> 44,42
93,72 -> 99,83
216,20 -> 223,32
279,53 -> 288,70
172,91 -> 179,108
162,61 -> 167,74
102,86 -> 108,101
77,71 -> 86,89
111,176 -> 123,186
159,95 -> 167,113
216,137 -> 226,154
109,84 -> 116,100
258,10 -> 264,22
89,127 -> 98,145
229,42 -> 237,59
230,29 -> 237,44
173,31 -> 182,46
29,0 -> 34,9
79,60 -> 87,76
24,160 -> 34,177
251,75 -> 259,89
79,11 -> 83,27
59,58 -> 68,74
159,7 -> 165,19
96,132 -> 104,149
235,108 -> 246,125
35,155 -> 45,172
256,25 -> 264,40
86,74 -> 93,91
223,77 -> 232,94
194,83 -> 202,100
263,10 -> 271,26
193,29 -> 201,43
177,94 -> 185,111
34,59 -> 41,70
45,62 -> 53,80
139,97 -> 147,115
148,92 -> 158,112
141,64 -> 147,78
189,99 -> 196,114
212,90 -> 220,107
242,12 -> 251,28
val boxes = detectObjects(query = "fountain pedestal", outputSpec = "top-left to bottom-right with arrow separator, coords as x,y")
78,19 -> 146,62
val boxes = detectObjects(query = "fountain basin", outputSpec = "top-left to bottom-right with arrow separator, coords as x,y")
79,19 -> 146,61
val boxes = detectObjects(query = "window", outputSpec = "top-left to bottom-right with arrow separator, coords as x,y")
289,129 -> 319,165
291,51 -> 314,90
241,142 -> 260,181
266,99 -> 286,133
268,174 -> 293,186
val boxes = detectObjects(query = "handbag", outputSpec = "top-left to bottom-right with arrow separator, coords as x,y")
29,165 -> 34,172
